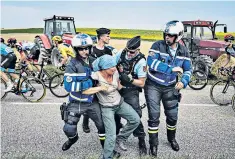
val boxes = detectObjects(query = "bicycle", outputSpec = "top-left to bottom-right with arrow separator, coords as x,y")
29,58 -> 58,88
210,66 -> 235,106
1,62 -> 46,102
49,72 -> 69,98
188,69 -> 208,90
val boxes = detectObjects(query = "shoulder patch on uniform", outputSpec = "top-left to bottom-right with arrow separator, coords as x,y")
143,66 -> 147,72
66,76 -> 72,83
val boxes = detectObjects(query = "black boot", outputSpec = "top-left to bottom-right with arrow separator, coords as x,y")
138,137 -> 147,156
167,129 -> 180,151
62,134 -> 79,151
149,145 -> 158,157
82,115 -> 90,133
100,139 -> 105,148
113,150 -> 121,158
149,133 -> 158,157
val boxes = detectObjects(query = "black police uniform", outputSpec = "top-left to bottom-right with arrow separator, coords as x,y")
116,36 -> 147,155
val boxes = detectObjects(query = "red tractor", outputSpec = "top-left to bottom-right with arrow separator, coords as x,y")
181,20 -> 227,76
34,15 -> 96,65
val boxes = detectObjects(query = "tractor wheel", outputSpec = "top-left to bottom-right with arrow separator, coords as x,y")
34,37 -> 45,49
194,55 -> 213,76
51,47 -> 62,67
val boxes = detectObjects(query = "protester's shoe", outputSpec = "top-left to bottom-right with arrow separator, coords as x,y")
62,134 -> 78,151
116,140 -> 127,151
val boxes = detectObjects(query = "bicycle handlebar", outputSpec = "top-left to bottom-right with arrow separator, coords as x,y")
218,67 -> 235,76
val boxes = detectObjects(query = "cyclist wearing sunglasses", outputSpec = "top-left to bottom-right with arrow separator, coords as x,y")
113,36 -> 147,156
61,33 -> 106,152
144,20 -> 192,157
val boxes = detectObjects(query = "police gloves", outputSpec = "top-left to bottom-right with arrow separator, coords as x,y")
119,73 -> 134,85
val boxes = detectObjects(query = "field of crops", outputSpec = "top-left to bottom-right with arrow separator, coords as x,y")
1,28 -> 235,41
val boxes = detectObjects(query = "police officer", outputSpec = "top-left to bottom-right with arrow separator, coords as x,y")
82,28 -> 120,134
144,20 -> 192,156
61,33 -> 106,151
114,36 -> 147,156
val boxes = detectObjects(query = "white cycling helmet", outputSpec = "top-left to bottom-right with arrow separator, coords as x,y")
72,33 -> 93,48
163,20 -> 184,42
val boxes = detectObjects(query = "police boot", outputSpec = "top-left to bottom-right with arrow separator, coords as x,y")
138,137 -> 147,156
113,150 -> 121,158
62,134 -> 79,151
167,129 -> 180,151
82,115 -> 90,133
100,140 -> 105,148
149,133 -> 158,157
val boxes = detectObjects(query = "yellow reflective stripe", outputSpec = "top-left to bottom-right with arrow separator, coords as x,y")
167,127 -> 176,130
148,130 -> 159,134
99,137 -> 105,140
70,93 -> 88,101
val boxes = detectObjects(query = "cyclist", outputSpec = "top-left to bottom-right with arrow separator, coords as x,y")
1,38 -> 26,92
51,36 -> 75,69
224,34 -> 235,67
15,41 -> 42,75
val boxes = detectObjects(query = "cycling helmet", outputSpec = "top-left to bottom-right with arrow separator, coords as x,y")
71,33 -> 93,48
15,42 -> 23,52
163,20 -> 184,42
7,38 -> 17,44
0,37 -> 4,43
52,36 -> 62,42
224,34 -> 234,42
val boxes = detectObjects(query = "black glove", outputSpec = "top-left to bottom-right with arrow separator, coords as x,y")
59,64 -> 66,71
119,73 -> 134,85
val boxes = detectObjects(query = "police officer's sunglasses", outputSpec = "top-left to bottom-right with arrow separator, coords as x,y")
77,47 -> 90,51
126,48 -> 139,54
165,34 -> 175,38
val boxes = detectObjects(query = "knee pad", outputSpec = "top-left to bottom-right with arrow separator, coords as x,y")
63,123 -> 77,138
162,90 -> 179,110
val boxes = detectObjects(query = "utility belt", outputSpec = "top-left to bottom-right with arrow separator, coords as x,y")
146,79 -> 182,103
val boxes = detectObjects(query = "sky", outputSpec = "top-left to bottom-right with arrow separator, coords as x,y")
1,1 -> 235,31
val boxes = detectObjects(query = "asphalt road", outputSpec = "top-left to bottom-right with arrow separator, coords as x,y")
1,86 -> 235,159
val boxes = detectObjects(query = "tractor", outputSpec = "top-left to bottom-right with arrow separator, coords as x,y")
181,20 -> 227,76
34,15 -> 97,65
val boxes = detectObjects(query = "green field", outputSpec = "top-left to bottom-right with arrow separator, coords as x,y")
1,28 -> 235,41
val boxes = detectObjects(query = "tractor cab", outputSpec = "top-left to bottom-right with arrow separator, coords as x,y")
181,20 -> 228,76
182,20 -> 227,59
43,15 -> 76,40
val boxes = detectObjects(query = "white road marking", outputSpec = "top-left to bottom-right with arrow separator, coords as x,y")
3,102 -> 221,107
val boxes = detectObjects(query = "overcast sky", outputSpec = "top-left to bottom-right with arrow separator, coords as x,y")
1,1 -> 235,31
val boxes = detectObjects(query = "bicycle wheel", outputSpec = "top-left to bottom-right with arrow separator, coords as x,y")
20,77 -> 46,102
232,94 -> 235,112
1,78 -> 8,100
49,73 -> 69,98
188,70 -> 208,90
210,80 -> 235,106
